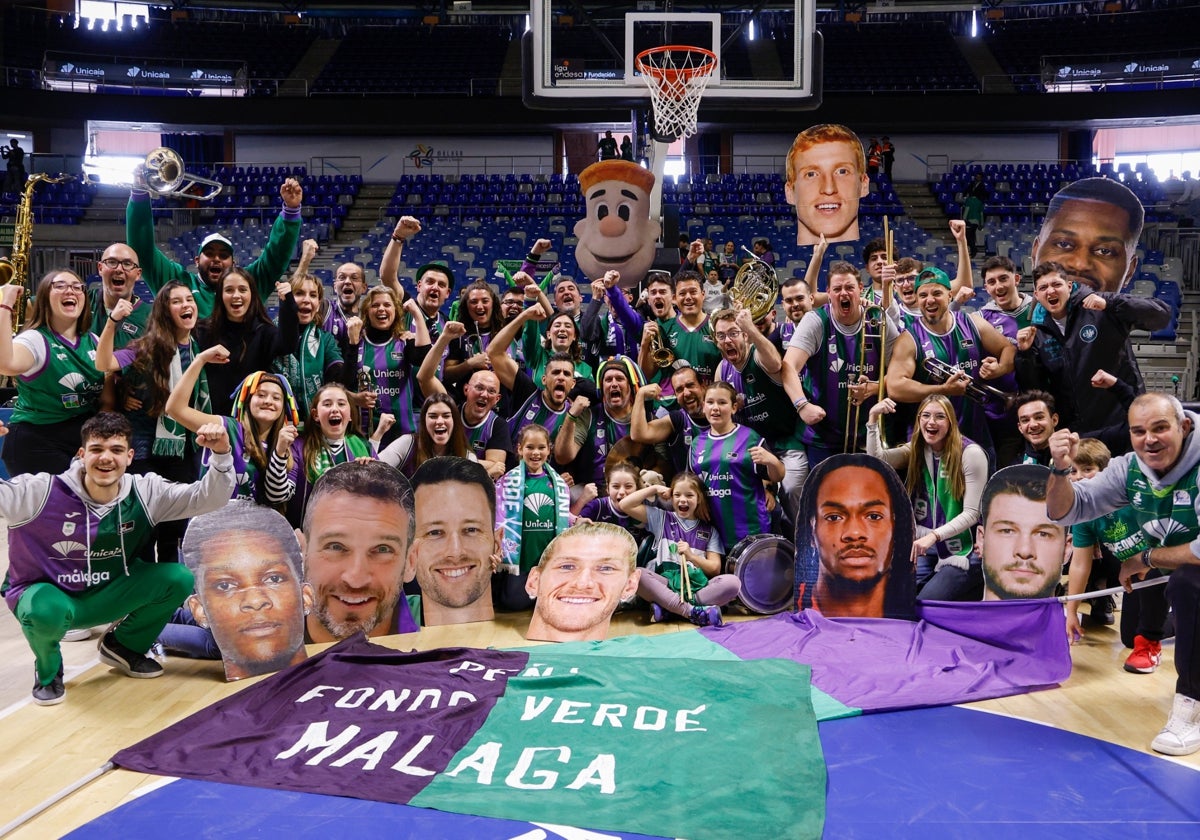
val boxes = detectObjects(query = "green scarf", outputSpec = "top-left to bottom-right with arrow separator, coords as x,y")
307,435 -> 373,483
497,461 -> 571,571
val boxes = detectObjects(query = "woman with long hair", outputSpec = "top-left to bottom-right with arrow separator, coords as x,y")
0,269 -> 106,476
868,394 -> 989,600
378,393 -> 475,478
195,266 -> 297,416
95,281 -> 203,562
273,239 -> 351,417
350,285 -> 431,448
442,279 -> 504,399
165,346 -> 300,509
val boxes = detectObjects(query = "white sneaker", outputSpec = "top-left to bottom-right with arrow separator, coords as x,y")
1151,694 -> 1200,756
63,627 -> 94,642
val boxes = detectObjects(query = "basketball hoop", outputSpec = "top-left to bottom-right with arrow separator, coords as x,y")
635,45 -> 718,141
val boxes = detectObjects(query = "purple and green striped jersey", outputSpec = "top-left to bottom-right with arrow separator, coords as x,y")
689,424 -> 772,545
358,337 -> 421,435
909,312 -> 993,452
799,307 -> 885,453
716,346 -> 803,449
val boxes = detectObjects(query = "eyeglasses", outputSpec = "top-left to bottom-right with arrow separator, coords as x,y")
49,281 -> 85,293
713,330 -> 743,343
100,258 -> 140,271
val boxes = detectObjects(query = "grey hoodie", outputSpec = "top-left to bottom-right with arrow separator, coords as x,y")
1054,410 -> 1200,559
2,451 -> 234,610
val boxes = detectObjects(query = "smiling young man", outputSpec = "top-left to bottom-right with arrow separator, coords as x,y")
784,123 -> 869,247
525,521 -> 641,643
408,457 -> 498,626
886,266 -> 1015,463
1014,260 -> 1171,456
1,412 -> 235,705
1032,177 -> 1145,294
1014,390 -> 1060,467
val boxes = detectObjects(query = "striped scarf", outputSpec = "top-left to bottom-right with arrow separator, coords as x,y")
153,340 -> 209,457
496,462 -> 571,571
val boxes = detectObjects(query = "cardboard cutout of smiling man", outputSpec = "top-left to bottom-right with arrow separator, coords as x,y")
574,160 -> 661,289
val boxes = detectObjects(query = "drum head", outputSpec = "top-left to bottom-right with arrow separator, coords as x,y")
728,534 -> 796,614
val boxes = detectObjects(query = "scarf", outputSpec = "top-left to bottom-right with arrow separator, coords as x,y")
308,434 -> 373,483
496,461 -> 571,571
153,339 -> 210,457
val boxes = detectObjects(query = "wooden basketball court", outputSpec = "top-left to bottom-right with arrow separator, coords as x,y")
1,543 -> 1198,837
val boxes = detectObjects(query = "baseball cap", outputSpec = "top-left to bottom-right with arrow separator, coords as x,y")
198,233 -> 234,255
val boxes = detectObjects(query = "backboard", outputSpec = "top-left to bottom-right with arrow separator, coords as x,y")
523,0 -> 821,110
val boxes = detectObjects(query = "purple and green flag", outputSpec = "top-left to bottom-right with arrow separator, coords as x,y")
114,637 -> 827,840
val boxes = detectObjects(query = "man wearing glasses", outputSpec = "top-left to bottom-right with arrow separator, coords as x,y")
89,244 -> 148,348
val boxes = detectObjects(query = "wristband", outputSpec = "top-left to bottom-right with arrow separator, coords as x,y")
526,252 -> 541,262
1049,464 -> 1072,476
0,304 -> 12,313
1142,548 -> 1155,569
793,397 -> 809,411
391,234 -> 406,243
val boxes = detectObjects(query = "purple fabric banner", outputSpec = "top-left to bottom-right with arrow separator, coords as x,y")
702,599 -> 1071,712
113,637 -> 528,803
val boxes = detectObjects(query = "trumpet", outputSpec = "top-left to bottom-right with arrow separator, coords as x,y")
731,248 -> 779,322
648,324 -> 674,367
844,304 -> 888,453
922,357 -> 1014,408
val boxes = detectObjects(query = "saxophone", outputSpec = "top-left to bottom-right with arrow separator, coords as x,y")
0,172 -> 75,332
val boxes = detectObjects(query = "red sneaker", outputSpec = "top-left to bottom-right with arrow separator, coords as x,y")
1124,635 -> 1162,674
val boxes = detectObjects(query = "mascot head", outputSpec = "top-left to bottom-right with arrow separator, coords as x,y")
573,160 -> 661,288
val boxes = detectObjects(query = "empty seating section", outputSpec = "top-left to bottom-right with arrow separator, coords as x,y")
819,21 -> 978,93
312,25 -> 515,95
0,178 -> 95,225
934,162 -> 1174,226
985,7 -> 1200,91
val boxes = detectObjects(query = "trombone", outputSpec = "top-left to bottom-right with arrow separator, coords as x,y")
844,219 -> 893,453
844,303 -> 888,453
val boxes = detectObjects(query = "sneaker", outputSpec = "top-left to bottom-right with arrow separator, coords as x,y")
649,603 -> 665,624
1124,635 -> 1163,674
98,631 -> 164,679
1151,694 -> 1200,756
32,665 -> 65,706
63,627 -> 93,642
687,605 -> 724,628
1086,596 -> 1115,626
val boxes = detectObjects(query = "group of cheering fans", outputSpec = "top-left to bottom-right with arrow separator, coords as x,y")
4,153 -> 1200,761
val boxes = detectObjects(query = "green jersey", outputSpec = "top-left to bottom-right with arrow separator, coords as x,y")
519,471 -> 558,573
88,287 -> 151,350
11,327 -> 104,424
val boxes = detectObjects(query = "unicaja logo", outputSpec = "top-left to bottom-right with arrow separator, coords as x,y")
60,62 -> 74,73
127,66 -> 141,78
1124,62 -> 1139,73
191,69 -> 205,80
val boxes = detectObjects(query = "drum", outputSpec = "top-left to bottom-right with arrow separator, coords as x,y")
725,534 -> 796,614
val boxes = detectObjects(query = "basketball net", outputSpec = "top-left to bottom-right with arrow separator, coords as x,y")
635,46 -> 718,239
